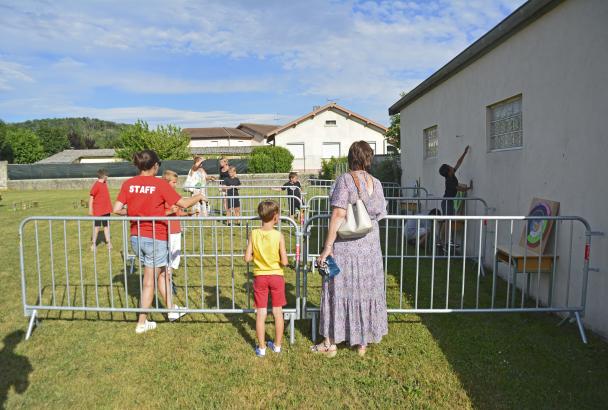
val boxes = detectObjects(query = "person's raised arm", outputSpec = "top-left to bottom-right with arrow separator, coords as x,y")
176,194 -> 205,209
279,233 -> 288,267
454,145 -> 470,171
244,232 -> 253,262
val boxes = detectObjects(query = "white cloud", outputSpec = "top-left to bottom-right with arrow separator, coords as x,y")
0,0 -> 526,120
0,97 -> 291,128
0,59 -> 34,91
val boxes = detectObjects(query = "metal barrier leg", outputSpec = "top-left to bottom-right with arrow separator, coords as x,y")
311,312 -> 317,341
574,312 -> 588,344
290,313 -> 295,345
25,309 -> 38,340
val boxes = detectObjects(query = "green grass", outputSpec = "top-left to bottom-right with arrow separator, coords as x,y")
1,189 -> 608,409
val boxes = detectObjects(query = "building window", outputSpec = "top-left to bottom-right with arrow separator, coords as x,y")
423,125 -> 438,159
488,95 -> 522,151
322,142 -> 340,158
286,143 -> 305,159
366,141 -> 376,154
325,120 -> 337,127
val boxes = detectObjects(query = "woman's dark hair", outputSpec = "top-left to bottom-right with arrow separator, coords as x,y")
348,141 -> 374,172
428,208 -> 441,216
439,164 -> 450,178
133,150 -> 161,171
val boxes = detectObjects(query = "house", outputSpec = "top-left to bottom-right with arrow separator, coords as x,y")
183,104 -> 389,171
389,0 -> 608,337
183,127 -> 261,148
36,149 -> 123,164
267,103 -> 389,171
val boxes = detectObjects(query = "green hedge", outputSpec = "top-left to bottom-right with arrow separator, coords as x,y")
248,146 -> 294,173
319,157 -> 348,180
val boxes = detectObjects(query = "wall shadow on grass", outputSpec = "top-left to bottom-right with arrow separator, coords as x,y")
385,257 -> 608,409
0,330 -> 32,409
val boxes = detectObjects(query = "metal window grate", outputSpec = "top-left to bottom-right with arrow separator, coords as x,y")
489,96 -> 522,150
424,125 -> 438,159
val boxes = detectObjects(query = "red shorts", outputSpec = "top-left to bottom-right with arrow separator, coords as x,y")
253,275 -> 286,308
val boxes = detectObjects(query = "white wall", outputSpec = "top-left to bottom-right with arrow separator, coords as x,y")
189,139 -> 253,148
399,0 -> 608,337
78,157 -> 125,164
274,108 -> 387,171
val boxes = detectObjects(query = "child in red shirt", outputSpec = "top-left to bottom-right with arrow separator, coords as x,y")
113,150 -> 205,334
89,169 -> 113,251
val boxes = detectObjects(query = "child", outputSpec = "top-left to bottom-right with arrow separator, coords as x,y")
244,201 -> 289,357
186,156 -> 215,216
89,169 -> 112,251
222,166 -> 241,221
163,170 -> 198,321
282,172 -> 302,219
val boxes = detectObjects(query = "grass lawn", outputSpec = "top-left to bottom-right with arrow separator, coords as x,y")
1,189 -> 608,409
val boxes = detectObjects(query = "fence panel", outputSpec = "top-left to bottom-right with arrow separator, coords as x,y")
20,215 -> 301,343
301,214 -> 595,343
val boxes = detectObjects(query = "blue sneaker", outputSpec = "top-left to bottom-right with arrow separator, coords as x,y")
255,345 -> 266,357
267,341 -> 282,354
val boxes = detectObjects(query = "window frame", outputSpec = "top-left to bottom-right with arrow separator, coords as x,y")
423,125 -> 438,159
487,94 -> 523,152
322,142 -> 341,159
325,119 -> 337,127
286,142 -> 305,159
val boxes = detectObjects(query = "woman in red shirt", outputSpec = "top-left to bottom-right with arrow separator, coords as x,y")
113,150 -> 205,334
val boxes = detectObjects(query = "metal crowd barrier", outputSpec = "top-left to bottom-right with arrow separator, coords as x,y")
301,214 -> 600,344
19,215 -> 301,343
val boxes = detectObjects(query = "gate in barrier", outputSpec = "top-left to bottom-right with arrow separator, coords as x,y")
20,215 -> 301,343
301,214 -> 600,343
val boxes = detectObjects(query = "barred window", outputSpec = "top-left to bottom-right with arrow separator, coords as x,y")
488,96 -> 522,151
423,125 -> 438,159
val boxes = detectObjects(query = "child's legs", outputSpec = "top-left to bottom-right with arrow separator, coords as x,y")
256,308 -> 268,347
269,276 -> 287,347
272,306 -> 284,347
253,276 -> 270,346
102,225 -> 111,245
157,267 -> 172,308
92,226 -> 100,244
234,207 -> 240,217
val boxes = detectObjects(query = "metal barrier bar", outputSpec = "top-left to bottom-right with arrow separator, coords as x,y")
301,214 -> 595,344
20,215 -> 301,344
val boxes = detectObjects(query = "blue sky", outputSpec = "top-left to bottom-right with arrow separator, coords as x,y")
0,0 -> 525,127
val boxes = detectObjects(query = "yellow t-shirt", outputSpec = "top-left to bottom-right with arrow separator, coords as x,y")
251,228 -> 283,276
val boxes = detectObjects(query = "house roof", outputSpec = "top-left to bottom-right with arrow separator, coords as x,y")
237,123 -> 279,136
266,102 -> 388,142
37,149 -> 117,164
388,0 -> 561,115
183,127 -> 254,140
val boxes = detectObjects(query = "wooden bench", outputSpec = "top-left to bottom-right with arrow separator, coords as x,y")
494,244 -> 558,307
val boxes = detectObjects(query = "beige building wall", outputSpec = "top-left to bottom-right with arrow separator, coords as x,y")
399,0 -> 608,337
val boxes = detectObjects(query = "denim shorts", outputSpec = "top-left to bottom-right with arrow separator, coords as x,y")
130,236 -> 168,268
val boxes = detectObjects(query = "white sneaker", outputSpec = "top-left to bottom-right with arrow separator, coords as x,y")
168,305 -> 187,322
135,320 -> 156,334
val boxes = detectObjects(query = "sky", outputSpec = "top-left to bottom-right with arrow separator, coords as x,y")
0,0 -> 526,128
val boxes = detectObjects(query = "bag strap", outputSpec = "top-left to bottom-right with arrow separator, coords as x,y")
349,171 -> 372,201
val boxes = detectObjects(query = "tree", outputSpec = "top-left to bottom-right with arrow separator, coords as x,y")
115,120 -> 191,161
248,146 -> 294,173
4,128 -> 45,163
385,113 -> 400,150
36,124 -> 70,156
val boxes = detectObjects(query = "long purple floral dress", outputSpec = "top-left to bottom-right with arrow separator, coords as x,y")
319,172 -> 388,346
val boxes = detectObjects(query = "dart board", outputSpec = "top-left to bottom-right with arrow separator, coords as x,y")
520,198 -> 560,253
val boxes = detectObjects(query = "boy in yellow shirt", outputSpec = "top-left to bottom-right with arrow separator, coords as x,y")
244,200 -> 288,357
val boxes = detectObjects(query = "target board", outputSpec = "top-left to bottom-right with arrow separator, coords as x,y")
520,198 -> 560,254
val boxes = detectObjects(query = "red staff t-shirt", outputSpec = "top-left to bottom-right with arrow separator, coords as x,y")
89,180 -> 112,216
117,175 -> 181,241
